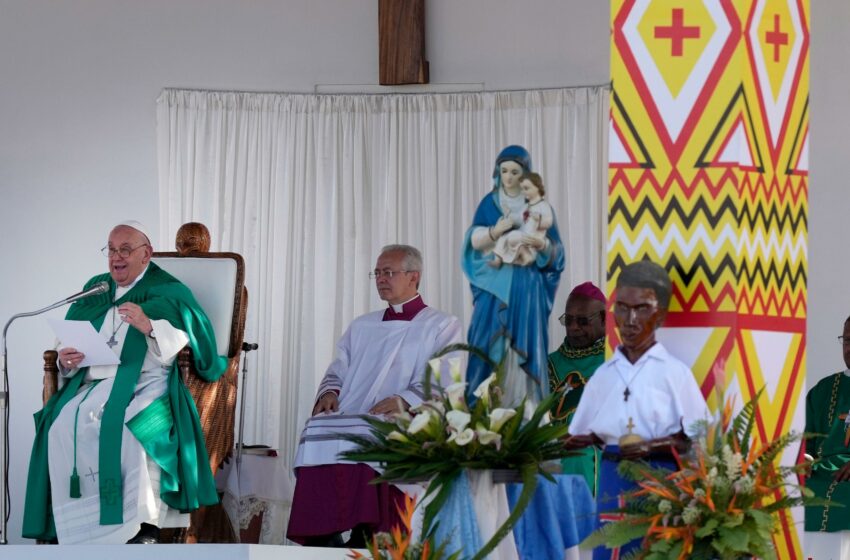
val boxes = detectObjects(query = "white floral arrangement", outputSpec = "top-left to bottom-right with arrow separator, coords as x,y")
341,344 -> 571,560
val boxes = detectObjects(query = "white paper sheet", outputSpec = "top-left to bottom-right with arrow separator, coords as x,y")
47,318 -> 121,367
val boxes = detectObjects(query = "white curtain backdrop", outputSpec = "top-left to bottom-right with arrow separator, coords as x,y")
156,86 -> 608,469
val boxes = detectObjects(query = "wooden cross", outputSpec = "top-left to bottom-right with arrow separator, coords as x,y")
624,386 -> 631,401
378,0 -> 429,85
840,412 -> 850,447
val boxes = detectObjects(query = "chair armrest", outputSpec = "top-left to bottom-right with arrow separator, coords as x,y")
43,350 -> 59,405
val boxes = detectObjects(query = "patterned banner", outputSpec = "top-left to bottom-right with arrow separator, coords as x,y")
608,1 -> 809,557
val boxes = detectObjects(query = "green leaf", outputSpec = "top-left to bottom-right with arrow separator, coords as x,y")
717,526 -> 750,552
695,517 -> 719,538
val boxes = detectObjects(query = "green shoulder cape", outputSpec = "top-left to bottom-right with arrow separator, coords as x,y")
22,263 -> 228,540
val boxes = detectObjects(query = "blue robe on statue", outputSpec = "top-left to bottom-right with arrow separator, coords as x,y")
462,188 -> 564,401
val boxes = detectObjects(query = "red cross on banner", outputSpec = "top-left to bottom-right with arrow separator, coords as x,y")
765,13 -> 789,62
655,7 -> 700,57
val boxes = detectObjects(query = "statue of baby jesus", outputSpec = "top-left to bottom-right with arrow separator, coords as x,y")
490,172 -> 554,267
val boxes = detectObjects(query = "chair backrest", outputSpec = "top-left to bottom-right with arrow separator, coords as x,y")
152,252 -> 245,358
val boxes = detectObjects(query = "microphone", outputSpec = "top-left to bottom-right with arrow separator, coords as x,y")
61,281 -> 110,305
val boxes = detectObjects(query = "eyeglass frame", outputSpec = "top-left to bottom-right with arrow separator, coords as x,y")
558,311 -> 602,327
368,269 -> 417,279
101,243 -> 149,259
837,335 -> 850,345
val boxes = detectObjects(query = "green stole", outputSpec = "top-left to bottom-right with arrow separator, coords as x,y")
22,263 -> 228,540
547,337 -> 605,496
805,372 -> 850,532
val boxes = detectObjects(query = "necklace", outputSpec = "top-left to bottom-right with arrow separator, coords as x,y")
107,306 -> 126,348
614,360 -> 646,402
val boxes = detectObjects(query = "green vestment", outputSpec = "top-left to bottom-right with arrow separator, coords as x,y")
805,371 -> 850,532
547,337 -> 605,496
22,263 -> 228,540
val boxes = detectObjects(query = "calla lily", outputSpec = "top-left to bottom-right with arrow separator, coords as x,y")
428,358 -> 442,383
473,373 -> 497,404
425,399 -> 446,416
448,357 -> 463,383
392,410 -> 413,424
476,425 -> 502,449
387,430 -> 409,443
446,410 -> 471,432
408,409 -> 433,435
489,408 -> 517,432
445,382 -> 467,410
448,428 -> 475,446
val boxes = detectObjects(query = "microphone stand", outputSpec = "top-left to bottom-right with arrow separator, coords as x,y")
236,342 -> 259,471
0,298 -> 91,544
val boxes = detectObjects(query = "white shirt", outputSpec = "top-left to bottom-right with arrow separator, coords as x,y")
568,342 -> 710,444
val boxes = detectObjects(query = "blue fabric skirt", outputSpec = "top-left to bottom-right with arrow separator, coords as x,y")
593,445 -> 676,560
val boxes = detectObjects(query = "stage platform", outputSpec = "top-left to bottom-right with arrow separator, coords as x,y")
2,544 -> 358,560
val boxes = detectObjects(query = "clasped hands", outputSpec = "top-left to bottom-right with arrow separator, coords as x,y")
311,392 -> 409,416
57,303 -> 153,369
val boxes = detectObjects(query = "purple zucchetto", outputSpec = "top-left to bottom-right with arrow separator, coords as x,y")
569,281 -> 606,303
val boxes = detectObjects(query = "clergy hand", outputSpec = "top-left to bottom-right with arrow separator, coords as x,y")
312,391 -> 339,415
58,347 -> 85,369
118,302 -> 153,336
369,395 -> 409,416
835,462 -> 850,482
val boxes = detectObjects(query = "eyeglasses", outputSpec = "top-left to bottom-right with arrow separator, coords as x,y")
101,244 -> 148,258
368,269 -> 416,279
613,301 -> 658,320
558,312 -> 600,327
838,336 -> 850,346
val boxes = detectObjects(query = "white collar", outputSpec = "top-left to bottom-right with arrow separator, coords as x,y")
114,265 -> 149,301
613,340 -> 666,365
391,294 -> 420,313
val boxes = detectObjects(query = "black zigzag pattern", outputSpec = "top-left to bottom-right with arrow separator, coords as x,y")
608,253 -> 737,287
608,253 -> 806,288
609,196 -> 737,229
740,200 -> 808,230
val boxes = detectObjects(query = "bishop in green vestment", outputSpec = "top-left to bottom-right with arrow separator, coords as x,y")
547,281 -> 606,496
22,221 -> 227,544
805,316 -> 850,533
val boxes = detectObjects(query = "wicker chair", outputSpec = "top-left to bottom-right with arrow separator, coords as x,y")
42,223 -> 248,543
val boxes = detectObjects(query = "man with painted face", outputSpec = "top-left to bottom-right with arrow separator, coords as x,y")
23,221 -> 227,544
547,281 -> 607,495
566,261 -> 709,560
287,245 -> 463,548
803,315 -> 850,557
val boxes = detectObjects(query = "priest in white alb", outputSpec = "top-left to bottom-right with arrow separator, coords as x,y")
287,244 -> 463,548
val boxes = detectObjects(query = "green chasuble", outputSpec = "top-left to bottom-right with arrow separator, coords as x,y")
22,263 -> 228,540
547,337 -> 605,496
805,371 -> 850,532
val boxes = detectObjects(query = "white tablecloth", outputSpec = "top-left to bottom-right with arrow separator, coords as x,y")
215,452 -> 295,544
